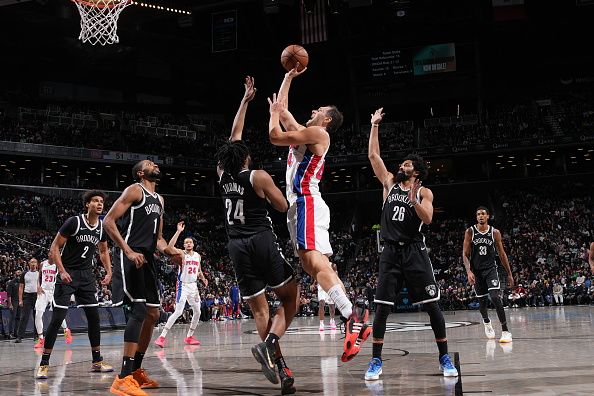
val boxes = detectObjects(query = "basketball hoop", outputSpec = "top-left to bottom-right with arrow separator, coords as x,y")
72,0 -> 131,46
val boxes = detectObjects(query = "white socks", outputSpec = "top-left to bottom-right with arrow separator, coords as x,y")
327,284 -> 353,318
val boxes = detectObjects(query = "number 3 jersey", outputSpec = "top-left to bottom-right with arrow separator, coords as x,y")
59,214 -> 107,270
178,251 -> 201,283
469,225 -> 497,270
380,183 -> 424,243
218,170 -> 272,238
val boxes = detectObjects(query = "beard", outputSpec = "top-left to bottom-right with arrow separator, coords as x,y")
144,170 -> 161,182
395,171 -> 410,182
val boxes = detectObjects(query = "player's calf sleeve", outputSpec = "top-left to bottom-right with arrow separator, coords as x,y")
489,290 -> 509,331
124,303 -> 147,343
327,284 -> 353,318
372,303 -> 391,359
425,301 -> 447,340
478,296 -> 490,322
44,308 -> 68,351
35,310 -> 44,336
83,307 -> 101,348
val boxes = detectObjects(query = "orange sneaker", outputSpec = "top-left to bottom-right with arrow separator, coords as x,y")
184,336 -> 201,345
64,328 -> 73,345
132,368 -> 159,389
34,337 -> 45,349
341,306 -> 371,363
109,375 -> 147,396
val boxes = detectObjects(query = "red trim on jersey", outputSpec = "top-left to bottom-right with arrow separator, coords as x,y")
305,195 -> 316,249
300,153 -> 322,195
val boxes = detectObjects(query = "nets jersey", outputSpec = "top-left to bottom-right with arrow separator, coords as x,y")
286,144 -> 327,205
117,183 -> 163,251
219,170 -> 272,238
380,183 -> 424,243
59,214 -> 107,270
40,260 -> 58,291
470,225 -> 497,270
178,252 -> 201,283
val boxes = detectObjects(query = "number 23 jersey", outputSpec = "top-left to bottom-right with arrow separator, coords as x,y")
59,214 -> 107,270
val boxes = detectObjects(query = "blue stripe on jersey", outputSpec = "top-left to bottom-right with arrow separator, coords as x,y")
292,149 -> 313,195
176,268 -> 182,302
296,195 -> 306,249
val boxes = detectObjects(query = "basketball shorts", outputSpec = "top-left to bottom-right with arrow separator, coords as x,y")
473,265 -> 501,297
374,241 -> 440,306
35,288 -> 55,311
112,247 -> 160,308
175,281 -> 201,308
317,284 -> 334,304
228,230 -> 294,300
287,195 -> 333,257
53,268 -> 98,309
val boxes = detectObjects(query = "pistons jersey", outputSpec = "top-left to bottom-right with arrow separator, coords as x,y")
380,183 -> 425,243
219,170 -> 272,238
178,252 -> 201,284
40,260 -> 58,290
469,225 -> 497,270
59,214 -> 107,270
117,183 -> 163,251
286,144 -> 326,205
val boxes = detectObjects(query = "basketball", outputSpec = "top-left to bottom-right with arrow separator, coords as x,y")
281,44 -> 309,72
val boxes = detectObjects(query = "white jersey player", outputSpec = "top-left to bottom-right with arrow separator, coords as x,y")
34,260 -> 72,349
155,222 -> 208,348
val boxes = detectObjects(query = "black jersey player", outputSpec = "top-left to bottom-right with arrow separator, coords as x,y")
36,190 -> 113,379
463,206 -> 514,343
216,76 -> 298,395
364,108 -> 458,381
104,160 -> 182,396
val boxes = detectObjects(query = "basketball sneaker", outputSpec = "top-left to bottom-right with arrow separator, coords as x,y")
91,360 -> 114,373
329,318 -> 336,330
36,365 -> 49,379
154,336 -> 166,348
64,328 -> 73,344
439,355 -> 459,377
364,358 -> 383,381
110,375 -> 147,396
341,302 -> 371,362
184,336 -> 201,345
251,342 -> 279,384
319,321 -> 325,332
276,357 -> 296,395
499,331 -> 513,343
483,321 -> 495,339
34,337 -> 45,349
132,368 -> 159,389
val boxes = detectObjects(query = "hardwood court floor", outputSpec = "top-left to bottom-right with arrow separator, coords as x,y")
1,306 -> 593,395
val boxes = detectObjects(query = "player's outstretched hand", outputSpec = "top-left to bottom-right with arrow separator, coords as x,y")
127,251 -> 146,269
203,278 -> 209,287
268,93 -> 287,114
285,63 -> 307,79
243,76 -> 257,102
507,273 -> 515,288
408,179 -> 422,205
59,270 -> 72,284
177,221 -> 185,233
371,108 -> 385,126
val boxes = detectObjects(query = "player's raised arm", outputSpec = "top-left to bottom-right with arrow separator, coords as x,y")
368,108 -> 392,197
229,76 -> 256,142
268,93 -> 326,147
462,228 -> 475,285
252,170 -> 288,212
166,221 -> 185,258
103,184 -> 146,268
277,66 -> 307,131
494,229 -> 514,288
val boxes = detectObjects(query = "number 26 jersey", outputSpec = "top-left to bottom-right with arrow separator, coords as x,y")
380,183 -> 424,243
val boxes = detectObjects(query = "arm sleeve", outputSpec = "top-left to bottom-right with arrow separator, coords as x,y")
59,216 -> 79,236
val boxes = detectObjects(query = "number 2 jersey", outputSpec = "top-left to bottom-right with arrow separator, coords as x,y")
218,170 -> 273,238
178,251 -> 201,283
59,214 -> 107,270
380,183 -> 425,243
469,225 -> 497,271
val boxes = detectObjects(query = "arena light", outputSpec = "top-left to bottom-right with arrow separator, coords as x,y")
130,0 -> 191,14
577,148 -> 584,151
25,159 -> 31,162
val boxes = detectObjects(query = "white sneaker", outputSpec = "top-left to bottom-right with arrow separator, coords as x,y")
329,318 -> 336,330
483,322 -> 495,339
499,331 -> 512,343
319,322 -> 325,332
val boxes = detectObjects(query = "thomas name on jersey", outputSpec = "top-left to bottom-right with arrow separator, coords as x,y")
472,237 -> 494,246
221,182 -> 244,196
144,203 -> 162,216
387,191 -> 414,207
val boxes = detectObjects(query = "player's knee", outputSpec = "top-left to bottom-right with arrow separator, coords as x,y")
83,306 -> 100,323
489,290 -> 502,302
374,303 -> 391,322
49,308 -> 67,327
129,302 -> 147,323
146,307 -> 159,323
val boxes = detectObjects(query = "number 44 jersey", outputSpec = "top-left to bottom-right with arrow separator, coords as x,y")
59,214 -> 108,270
218,170 -> 273,239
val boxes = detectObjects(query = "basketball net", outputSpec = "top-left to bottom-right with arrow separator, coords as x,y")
72,0 -> 131,46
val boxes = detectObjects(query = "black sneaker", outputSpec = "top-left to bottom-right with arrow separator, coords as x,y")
251,342 -> 278,384
15,337 -> 22,343
277,359 -> 296,395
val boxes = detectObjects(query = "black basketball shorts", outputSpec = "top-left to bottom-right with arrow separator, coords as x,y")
228,230 -> 294,300
374,241 -> 440,306
112,247 -> 160,308
473,265 -> 501,297
53,268 -> 98,309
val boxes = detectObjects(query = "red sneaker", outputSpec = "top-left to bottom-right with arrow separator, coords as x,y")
34,337 -> 45,349
184,336 -> 201,345
64,328 -> 73,344
154,336 -> 166,348
341,308 -> 371,362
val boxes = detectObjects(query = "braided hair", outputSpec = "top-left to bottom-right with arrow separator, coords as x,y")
215,140 -> 250,177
